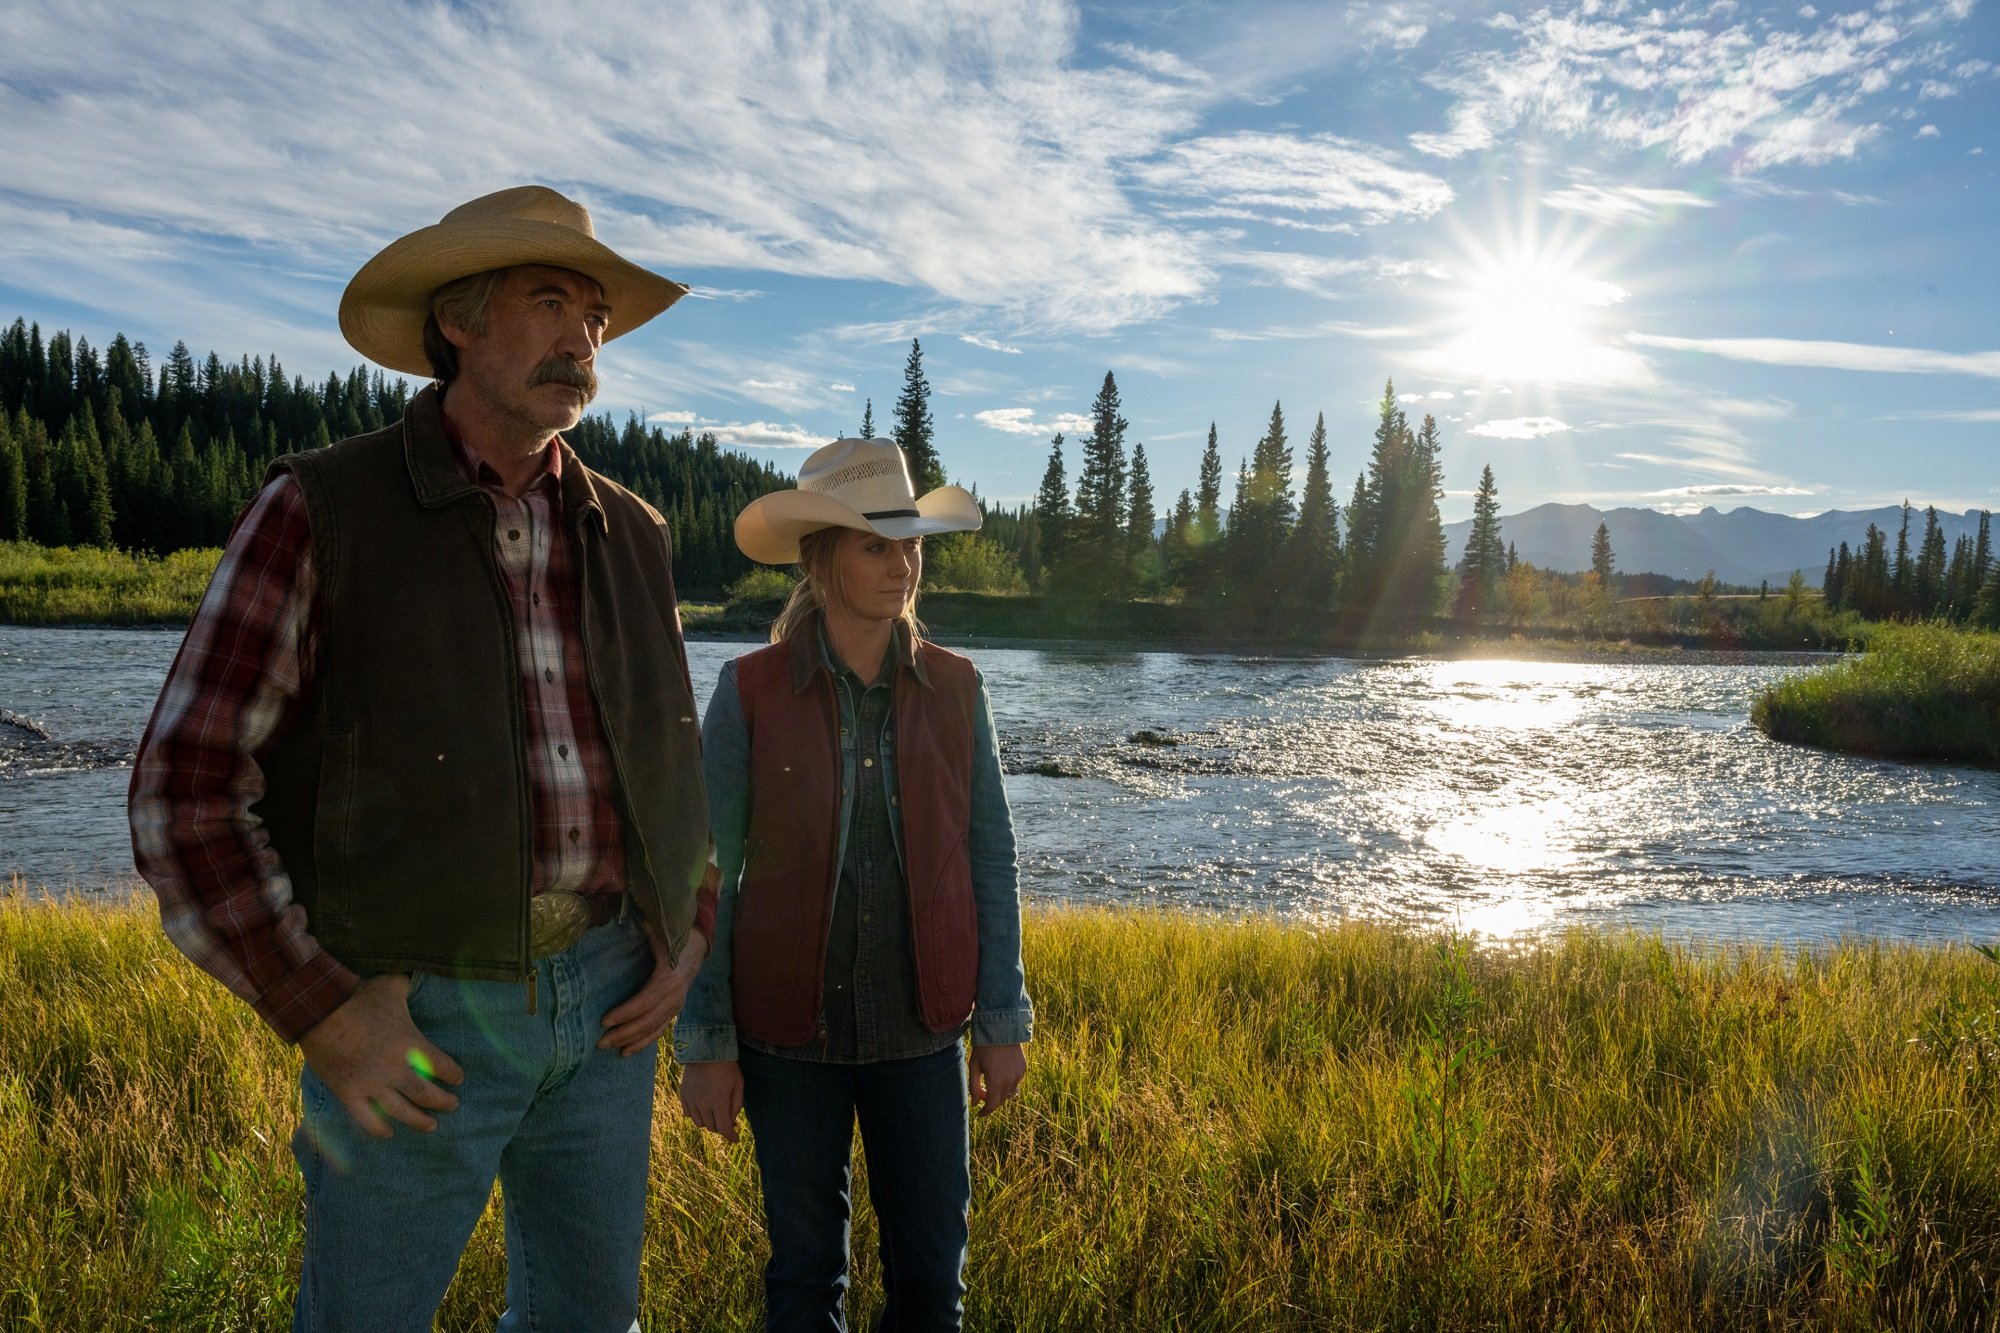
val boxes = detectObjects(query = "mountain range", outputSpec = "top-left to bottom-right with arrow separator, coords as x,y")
1438,503 -> 1993,590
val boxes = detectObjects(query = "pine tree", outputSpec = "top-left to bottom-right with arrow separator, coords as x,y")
1072,372 -> 1128,599
1163,488 -> 1197,591
1195,423 -> 1222,546
0,411 -> 25,541
1033,433 -> 1073,594
859,399 -> 875,440
1915,505 -> 1947,616
1891,501 -> 1913,617
1590,521 -> 1615,584
1288,412 -> 1339,618
1456,463 -> 1504,617
892,340 -> 943,492
1125,441 -> 1158,595
1224,403 -> 1296,605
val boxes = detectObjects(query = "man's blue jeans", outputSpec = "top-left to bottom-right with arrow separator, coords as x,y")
739,1043 -> 972,1332
291,915 -> 656,1333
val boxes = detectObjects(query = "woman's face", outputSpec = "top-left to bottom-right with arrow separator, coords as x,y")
832,528 -> 922,623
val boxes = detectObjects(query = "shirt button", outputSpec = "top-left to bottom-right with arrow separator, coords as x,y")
532,592 -> 541,607
568,827 -> 580,844
509,529 -> 521,541
863,757 -> 875,768
545,668 -> 555,683
558,744 -> 569,759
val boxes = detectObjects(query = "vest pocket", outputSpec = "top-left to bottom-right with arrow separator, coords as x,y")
312,724 -> 358,928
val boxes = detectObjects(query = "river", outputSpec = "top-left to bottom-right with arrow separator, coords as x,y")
4,625 -> 1997,946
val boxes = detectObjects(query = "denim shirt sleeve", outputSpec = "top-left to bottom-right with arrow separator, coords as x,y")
673,660 -> 748,1064
968,667 -> 1035,1047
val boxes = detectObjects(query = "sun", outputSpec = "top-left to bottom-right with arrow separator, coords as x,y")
1446,253 -> 1633,385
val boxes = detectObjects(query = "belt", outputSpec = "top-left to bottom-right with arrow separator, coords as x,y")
528,890 -> 625,960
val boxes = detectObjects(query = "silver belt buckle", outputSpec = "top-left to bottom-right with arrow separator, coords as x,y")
529,891 -> 592,959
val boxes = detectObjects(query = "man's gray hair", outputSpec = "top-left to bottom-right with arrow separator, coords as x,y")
422,267 -> 511,383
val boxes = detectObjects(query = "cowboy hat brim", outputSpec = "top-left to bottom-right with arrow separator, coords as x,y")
339,218 -> 689,377
735,485 -> 983,565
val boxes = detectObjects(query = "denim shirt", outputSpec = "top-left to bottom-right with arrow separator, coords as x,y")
674,630 -> 1034,1065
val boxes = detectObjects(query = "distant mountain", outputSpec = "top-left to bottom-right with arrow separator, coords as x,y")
1440,503 -> 1992,589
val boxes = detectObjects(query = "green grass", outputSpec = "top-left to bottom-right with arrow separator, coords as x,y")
0,541 -> 220,624
6,894 -> 2000,1329
1752,621 -> 2000,766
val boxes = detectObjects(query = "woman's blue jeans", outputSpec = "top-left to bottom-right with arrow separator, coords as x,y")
290,915 -> 657,1333
739,1043 -> 971,1332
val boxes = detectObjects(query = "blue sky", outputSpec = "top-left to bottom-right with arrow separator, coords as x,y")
2,0 -> 1995,524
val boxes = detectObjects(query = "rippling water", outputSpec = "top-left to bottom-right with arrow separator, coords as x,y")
5,627 -> 1997,946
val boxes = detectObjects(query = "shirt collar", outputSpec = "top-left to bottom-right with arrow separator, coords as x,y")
440,408 -> 563,494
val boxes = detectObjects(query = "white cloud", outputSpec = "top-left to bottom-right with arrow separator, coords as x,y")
0,0 -> 1219,338
828,382 -> 857,393
1102,42 -> 1212,83
1407,4 -> 1960,175
647,410 -> 699,425
973,407 -> 1094,436
1543,183 -> 1717,224
1648,483 -> 1823,497
1626,333 -> 2000,377
684,286 -> 768,302
1917,123 -> 1941,137
704,422 -> 830,450
1132,132 -> 1453,226
960,333 -> 1023,355
1469,416 -> 1571,439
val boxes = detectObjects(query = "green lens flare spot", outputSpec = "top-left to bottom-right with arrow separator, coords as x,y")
406,1048 -> 435,1080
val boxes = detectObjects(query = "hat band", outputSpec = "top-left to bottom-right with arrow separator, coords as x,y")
864,508 -> 920,520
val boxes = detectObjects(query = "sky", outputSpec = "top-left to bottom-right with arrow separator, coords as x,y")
2,0 -> 1996,525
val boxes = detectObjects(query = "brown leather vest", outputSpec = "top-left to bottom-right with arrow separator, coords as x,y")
251,385 -> 709,980
729,630 -> 979,1045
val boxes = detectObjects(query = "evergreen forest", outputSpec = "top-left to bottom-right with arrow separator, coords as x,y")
6,314 -> 1998,630
0,318 -> 788,597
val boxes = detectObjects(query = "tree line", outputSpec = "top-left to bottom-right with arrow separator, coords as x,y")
0,317 -> 788,595
1821,504 -> 2000,627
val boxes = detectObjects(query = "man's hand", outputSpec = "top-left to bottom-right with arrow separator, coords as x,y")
599,925 -> 708,1056
678,1060 -> 745,1143
970,1043 -> 1027,1117
298,974 -> 464,1139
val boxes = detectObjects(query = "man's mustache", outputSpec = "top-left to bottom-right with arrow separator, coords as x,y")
529,358 -> 598,401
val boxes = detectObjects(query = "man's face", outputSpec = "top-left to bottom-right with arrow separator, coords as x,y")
445,264 -> 610,438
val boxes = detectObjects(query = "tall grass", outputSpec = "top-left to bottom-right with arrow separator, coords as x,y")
5,894 -> 2000,1330
0,541 -> 219,624
1752,621 -> 2000,766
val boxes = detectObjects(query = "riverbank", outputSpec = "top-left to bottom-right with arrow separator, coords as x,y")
3,537 -> 1871,658
0,541 -> 218,625
5,894 -> 1997,1330
1754,622 -> 2000,767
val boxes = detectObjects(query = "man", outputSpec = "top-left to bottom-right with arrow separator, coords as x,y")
129,185 -> 713,1332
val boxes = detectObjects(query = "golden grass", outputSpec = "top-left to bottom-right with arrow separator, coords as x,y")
4,894 -> 1999,1330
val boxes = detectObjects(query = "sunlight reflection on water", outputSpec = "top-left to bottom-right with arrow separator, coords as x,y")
5,629 -> 1997,948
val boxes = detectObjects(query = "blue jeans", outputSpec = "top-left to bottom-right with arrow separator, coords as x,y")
291,915 -> 657,1333
740,1044 -> 971,1333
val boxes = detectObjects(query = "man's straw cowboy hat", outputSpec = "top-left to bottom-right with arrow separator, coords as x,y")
339,186 -> 688,377
736,437 -> 982,565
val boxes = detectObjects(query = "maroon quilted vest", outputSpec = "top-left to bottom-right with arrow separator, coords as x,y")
730,631 -> 979,1045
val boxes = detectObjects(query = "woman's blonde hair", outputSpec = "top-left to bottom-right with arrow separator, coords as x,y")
770,526 -> 923,645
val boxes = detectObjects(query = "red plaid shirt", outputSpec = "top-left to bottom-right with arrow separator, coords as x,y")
130,427 -> 695,1042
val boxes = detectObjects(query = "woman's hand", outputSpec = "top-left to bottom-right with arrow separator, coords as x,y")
970,1043 -> 1027,1117
678,1060 -> 745,1142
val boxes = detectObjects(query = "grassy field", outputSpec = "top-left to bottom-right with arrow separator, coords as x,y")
5,895 -> 2000,1330
0,541 -> 219,624
1753,622 -> 2000,766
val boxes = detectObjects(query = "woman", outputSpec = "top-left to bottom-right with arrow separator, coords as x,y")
676,436 -> 1033,1331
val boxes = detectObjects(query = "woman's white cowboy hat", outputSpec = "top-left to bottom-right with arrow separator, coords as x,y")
736,437 -> 982,565
339,185 -> 689,378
